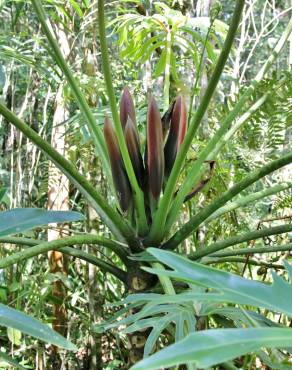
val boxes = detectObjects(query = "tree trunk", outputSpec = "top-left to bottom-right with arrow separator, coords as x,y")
47,15 -> 70,370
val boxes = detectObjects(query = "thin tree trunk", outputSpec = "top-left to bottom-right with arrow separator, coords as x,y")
47,14 -> 70,370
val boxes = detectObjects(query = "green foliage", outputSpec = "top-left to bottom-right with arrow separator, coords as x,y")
101,248 -> 292,368
274,188 -> 292,211
220,73 -> 292,159
0,350 -> 26,370
111,0 -> 228,105
0,303 -> 76,350
0,208 -> 82,364
0,208 -> 84,237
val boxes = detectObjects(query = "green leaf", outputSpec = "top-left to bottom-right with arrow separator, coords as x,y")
68,0 -> 83,17
100,298 -> 196,358
7,327 -> 22,346
0,303 -> 76,350
0,208 -> 84,237
0,351 -> 26,370
153,48 -> 166,79
0,188 -> 7,202
131,328 -> 292,369
144,249 -> 292,317
131,35 -> 159,62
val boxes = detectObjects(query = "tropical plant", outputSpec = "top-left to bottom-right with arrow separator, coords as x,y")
0,0 -> 291,368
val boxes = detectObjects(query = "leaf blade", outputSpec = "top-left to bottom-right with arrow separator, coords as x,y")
132,328 -> 292,369
0,208 -> 84,237
0,303 -> 76,351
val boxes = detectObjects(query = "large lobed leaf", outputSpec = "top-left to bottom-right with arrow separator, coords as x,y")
131,327 -> 292,369
0,208 -> 84,237
97,301 -> 196,357
143,248 -> 292,317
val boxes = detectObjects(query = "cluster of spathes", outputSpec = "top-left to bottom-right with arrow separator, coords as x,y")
104,89 -> 187,216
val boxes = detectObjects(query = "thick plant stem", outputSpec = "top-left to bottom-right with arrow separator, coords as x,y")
165,18 -> 292,232
210,243 -> 292,257
205,182 -> 292,223
97,0 -> 148,236
148,0 -> 245,244
190,224 -> 292,260
0,235 -> 129,265
162,151 -> 292,250
0,103 -> 136,243
31,0 -> 110,178
0,235 -> 127,282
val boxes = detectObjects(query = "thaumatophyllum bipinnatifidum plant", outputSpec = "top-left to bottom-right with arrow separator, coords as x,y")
0,0 -> 292,368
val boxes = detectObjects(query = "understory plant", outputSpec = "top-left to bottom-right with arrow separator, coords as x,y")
0,0 -> 292,368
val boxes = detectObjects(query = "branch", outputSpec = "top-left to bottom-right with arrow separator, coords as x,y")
162,151 -> 292,250
0,235 -> 128,283
190,224 -> 292,260
60,246 -> 127,283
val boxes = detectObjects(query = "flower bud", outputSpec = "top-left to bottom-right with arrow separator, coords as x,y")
104,117 -> 132,212
147,97 -> 164,199
125,117 -> 145,188
120,87 -> 137,130
164,96 -> 187,177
